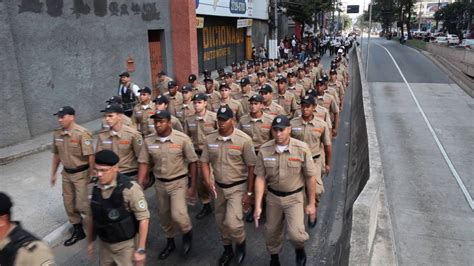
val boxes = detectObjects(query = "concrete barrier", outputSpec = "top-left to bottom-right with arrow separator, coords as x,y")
426,43 -> 474,77
347,47 -> 397,265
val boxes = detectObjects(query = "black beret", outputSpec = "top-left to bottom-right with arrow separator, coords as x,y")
0,192 -> 13,215
95,150 -> 120,166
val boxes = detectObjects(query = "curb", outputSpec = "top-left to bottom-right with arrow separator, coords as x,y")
43,222 -> 71,247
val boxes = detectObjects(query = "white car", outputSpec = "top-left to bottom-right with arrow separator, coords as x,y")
457,39 -> 474,49
434,36 -> 448,45
447,34 -> 460,45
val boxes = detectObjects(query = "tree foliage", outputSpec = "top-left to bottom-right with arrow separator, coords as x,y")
342,14 -> 352,31
434,1 -> 474,34
361,0 -> 415,38
282,0 -> 333,36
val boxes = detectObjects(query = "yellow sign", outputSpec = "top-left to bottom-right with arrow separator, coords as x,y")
196,17 -> 204,29
237,19 -> 253,28
202,26 -> 245,49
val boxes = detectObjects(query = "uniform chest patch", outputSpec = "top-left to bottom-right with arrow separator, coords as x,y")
263,157 -> 276,161
288,157 -> 301,162
108,209 -> 120,220
102,140 -> 112,144
228,145 -> 241,150
119,140 -> 130,145
208,144 -> 219,149
70,139 -> 79,143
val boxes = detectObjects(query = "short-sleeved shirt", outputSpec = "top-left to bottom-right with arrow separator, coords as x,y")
298,77 -> 313,92
192,84 -> 206,96
325,87 -> 340,106
206,90 -> 222,112
138,130 -> 198,179
237,112 -> 274,150
200,128 -> 257,184
101,115 -> 135,131
175,101 -> 196,124
88,178 -> 150,221
156,76 -> 173,95
290,116 -> 331,156
53,124 -> 94,169
96,125 -> 143,173
273,91 -> 298,117
218,99 -> 244,121
238,91 -> 257,114
318,93 -> 339,116
0,224 -> 55,266
164,92 -> 183,117
229,83 -> 241,99
263,101 -> 286,116
255,138 -> 318,192
184,111 -> 218,151
287,83 -> 306,104
327,80 -> 345,98
131,102 -> 156,136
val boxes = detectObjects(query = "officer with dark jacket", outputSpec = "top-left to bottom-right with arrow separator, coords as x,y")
0,192 -> 56,266
86,150 -> 150,266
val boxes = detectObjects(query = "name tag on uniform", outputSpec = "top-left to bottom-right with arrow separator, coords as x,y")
292,127 -> 302,131
102,140 -> 112,144
188,123 -> 196,127
136,111 -> 142,114
241,124 -> 251,128
148,145 -> 159,149
208,144 -> 219,149
313,128 -> 323,133
148,124 -> 154,128
55,138 -> 64,142
264,157 -> 276,161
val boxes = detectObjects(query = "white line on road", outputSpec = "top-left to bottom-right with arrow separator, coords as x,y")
374,42 -> 474,210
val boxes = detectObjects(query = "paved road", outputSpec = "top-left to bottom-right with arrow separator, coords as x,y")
0,54 -> 354,265
362,37 -> 474,265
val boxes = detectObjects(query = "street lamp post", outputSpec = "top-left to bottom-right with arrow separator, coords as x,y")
365,1 -> 373,80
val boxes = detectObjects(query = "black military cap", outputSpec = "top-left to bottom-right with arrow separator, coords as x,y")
276,62 -> 283,67
249,94 -> 264,103
188,74 -> 198,83
217,105 -> 234,120
153,95 -> 169,104
0,192 -> 13,215
322,74 -> 329,81
168,80 -> 177,88
218,68 -> 225,76
297,67 -> 305,72
330,69 -> 337,75
192,93 -> 208,101
246,64 -> 254,69
204,77 -> 214,83
303,62 -> 310,68
95,150 -> 119,166
119,71 -> 130,77
331,63 -> 337,69
300,95 -> 316,105
150,109 -> 171,120
276,75 -> 287,83
158,71 -> 166,76
286,71 -> 296,77
271,115 -> 290,129
257,71 -> 266,77
235,67 -> 243,73
240,77 -> 251,86
225,72 -> 233,78
100,103 -> 124,114
306,89 -> 318,97
259,84 -> 273,94
219,83 -> 230,90
255,61 -> 261,66
138,87 -> 152,94
231,62 -> 237,67
316,79 -> 325,86
106,96 -> 122,104
267,67 -> 275,72
314,55 -> 321,60
53,106 -> 75,116
181,84 -> 193,92
202,69 -> 211,77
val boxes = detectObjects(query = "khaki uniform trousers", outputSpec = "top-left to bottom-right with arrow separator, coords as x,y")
214,182 -> 246,245
99,238 -> 134,266
264,191 -> 309,254
155,178 -> 192,238
313,156 -> 325,208
62,169 -> 89,224
197,160 -> 214,204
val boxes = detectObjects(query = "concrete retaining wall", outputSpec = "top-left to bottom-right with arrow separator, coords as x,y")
426,43 -> 474,77
348,47 -> 396,264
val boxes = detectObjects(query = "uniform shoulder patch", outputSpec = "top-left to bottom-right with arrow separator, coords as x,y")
138,199 -> 146,209
84,139 -> 91,146
136,138 -> 143,145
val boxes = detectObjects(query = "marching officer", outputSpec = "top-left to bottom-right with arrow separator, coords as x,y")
200,105 -> 257,265
189,74 -> 206,95
253,115 -> 319,266
174,84 -> 196,124
297,67 -> 313,92
236,77 -> 256,114
153,95 -> 184,132
290,95 -> 332,225
86,150 -> 150,266
327,69 -> 345,110
0,192 -> 56,265
164,81 -> 183,117
96,104 -> 144,181
259,85 -> 286,117
218,83 -> 244,122
137,110 -> 197,260
102,96 -> 135,130
156,71 -> 173,96
274,77 -> 298,118
224,72 -> 241,99
51,106 -> 94,246
204,77 -> 222,112
315,79 -> 340,137
131,87 -> 156,136
286,71 -> 306,105
184,93 -> 218,219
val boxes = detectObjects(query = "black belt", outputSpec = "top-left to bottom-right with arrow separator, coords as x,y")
64,164 -> 89,174
121,170 -> 138,177
215,179 -> 246,189
268,186 -> 303,197
312,154 -> 321,159
157,174 -> 187,183
195,149 -> 202,156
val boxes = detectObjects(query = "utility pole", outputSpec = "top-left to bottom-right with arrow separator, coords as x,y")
365,1 -> 372,80
337,0 -> 341,32
435,0 -> 440,31
331,0 -> 335,34
418,2 -> 422,31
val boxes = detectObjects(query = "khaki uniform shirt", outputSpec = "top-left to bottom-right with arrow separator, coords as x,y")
101,115 -> 135,131
0,224 -> 55,266
138,130 -> 198,179
290,116 -> 331,156
96,125 -> 143,173
131,102 -> 156,136
238,91 -> 257,115
318,93 -> 339,115
88,178 -> 150,220
184,111 -> 218,151
164,92 -> 183,117
175,101 -> 196,124
206,90 -> 222,112
298,77 -> 313,92
247,73 -> 258,85
273,91 -> 298,117
192,84 -> 206,96
229,83 -> 241,99
218,99 -> 244,121
156,76 -> 172,95
237,112 -> 274,151
315,105 -> 332,129
53,124 -> 94,169
201,128 -> 257,184
287,83 -> 306,104
325,87 -> 340,107
255,138 -> 318,192
327,80 -> 345,99
263,101 -> 286,116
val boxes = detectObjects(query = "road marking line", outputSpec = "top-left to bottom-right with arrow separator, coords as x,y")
375,42 -> 474,210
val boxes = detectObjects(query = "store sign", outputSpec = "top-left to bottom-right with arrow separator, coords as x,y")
196,16 -> 204,28
202,25 -> 245,61
237,18 -> 252,28
230,0 -> 246,14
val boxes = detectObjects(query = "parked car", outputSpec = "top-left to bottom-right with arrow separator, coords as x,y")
447,34 -> 460,45
433,36 -> 448,45
456,39 -> 474,49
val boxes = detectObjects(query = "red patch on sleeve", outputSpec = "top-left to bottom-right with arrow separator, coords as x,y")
312,128 -> 323,133
69,139 -> 79,143
262,124 -> 271,129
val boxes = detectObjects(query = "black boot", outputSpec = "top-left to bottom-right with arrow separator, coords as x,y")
218,245 -> 234,266
295,248 -> 306,266
235,240 -> 246,264
270,254 -> 281,266
195,203 -> 212,219
245,205 -> 254,223
64,224 -> 85,246
182,230 -> 193,256
308,216 -> 317,228
159,238 -> 175,260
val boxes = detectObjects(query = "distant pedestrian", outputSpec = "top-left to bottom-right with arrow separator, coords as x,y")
117,72 -> 140,117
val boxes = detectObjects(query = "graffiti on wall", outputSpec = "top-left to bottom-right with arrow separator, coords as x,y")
17,0 -> 161,21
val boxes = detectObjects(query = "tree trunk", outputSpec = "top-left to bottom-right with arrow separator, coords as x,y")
406,3 -> 413,39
